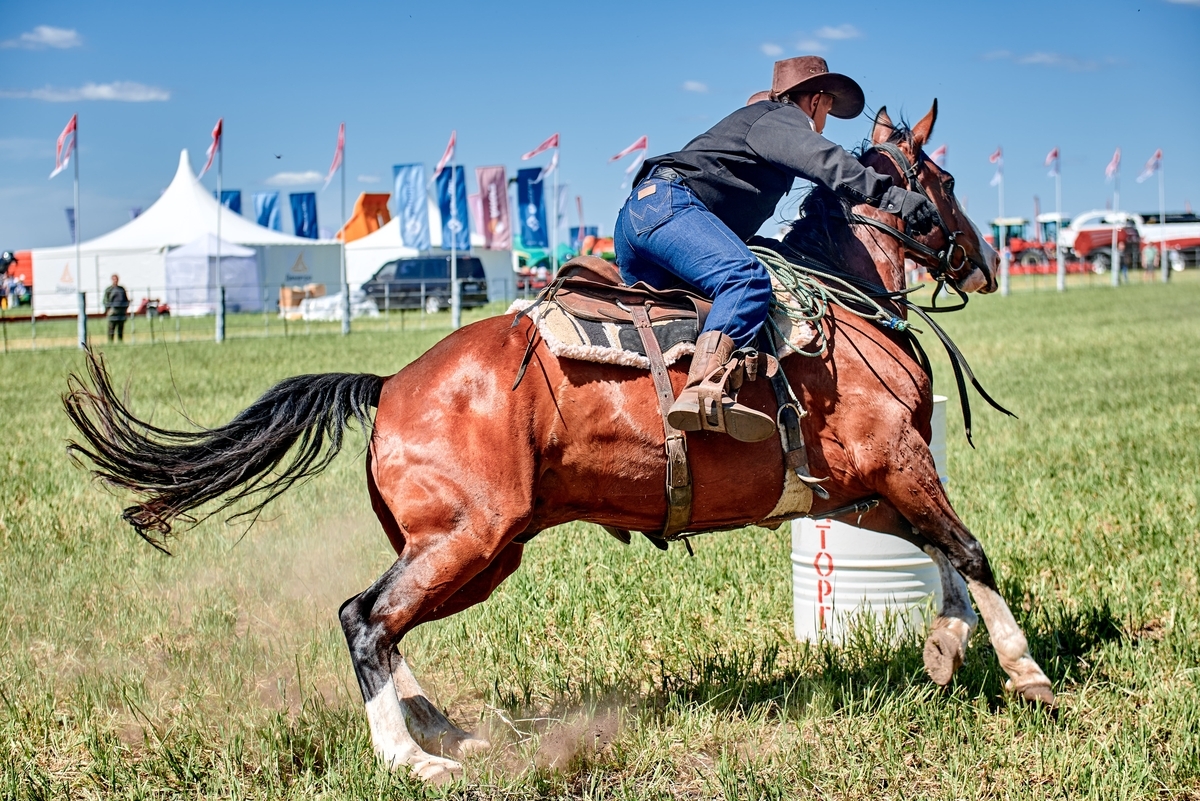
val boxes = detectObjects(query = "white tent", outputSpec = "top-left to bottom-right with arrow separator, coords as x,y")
164,234 -> 261,316
344,200 -> 516,302
29,150 -> 341,315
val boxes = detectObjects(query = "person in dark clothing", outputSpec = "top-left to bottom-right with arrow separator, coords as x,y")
103,274 -> 130,342
615,56 -> 939,442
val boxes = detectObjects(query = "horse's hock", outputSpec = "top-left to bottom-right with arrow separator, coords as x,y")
792,396 -> 949,643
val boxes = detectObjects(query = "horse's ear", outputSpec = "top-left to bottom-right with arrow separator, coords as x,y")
870,107 -> 893,145
912,99 -> 938,150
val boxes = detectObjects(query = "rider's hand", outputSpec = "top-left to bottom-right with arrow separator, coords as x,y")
880,187 -> 938,235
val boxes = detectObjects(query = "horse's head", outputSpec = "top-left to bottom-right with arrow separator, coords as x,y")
865,102 -> 999,294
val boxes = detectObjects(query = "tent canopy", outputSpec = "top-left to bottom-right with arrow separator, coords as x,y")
168,232 -> 256,258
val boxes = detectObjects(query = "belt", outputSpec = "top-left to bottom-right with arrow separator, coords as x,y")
650,166 -> 682,183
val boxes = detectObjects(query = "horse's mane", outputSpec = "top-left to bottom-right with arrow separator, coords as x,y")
780,118 -> 915,272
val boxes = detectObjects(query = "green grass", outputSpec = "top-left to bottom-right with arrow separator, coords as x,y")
2,275 -> 1199,799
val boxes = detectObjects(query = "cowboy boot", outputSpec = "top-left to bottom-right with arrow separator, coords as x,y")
667,331 -> 776,443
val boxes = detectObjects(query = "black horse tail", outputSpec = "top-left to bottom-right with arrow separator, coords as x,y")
64,350 -> 384,552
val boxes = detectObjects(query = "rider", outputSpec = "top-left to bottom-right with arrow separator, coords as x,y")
615,56 -> 938,443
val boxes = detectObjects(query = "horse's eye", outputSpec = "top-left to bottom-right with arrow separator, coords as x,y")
944,177 -> 955,193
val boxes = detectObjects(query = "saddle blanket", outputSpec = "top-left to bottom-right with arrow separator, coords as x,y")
507,288 -> 816,370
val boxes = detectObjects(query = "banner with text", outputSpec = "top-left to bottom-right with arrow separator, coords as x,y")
435,165 -> 470,251
475,166 -> 511,249
393,164 -> 430,251
289,192 -> 319,239
254,192 -> 281,230
516,167 -> 548,249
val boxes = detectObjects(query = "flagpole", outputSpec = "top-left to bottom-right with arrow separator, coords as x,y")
216,134 -> 225,342
998,167 -> 1009,296
450,163 -> 460,330
551,149 -> 559,275
1159,159 -> 1168,283
75,117 -> 85,349
1111,171 -> 1120,288
341,126 -> 350,335
1055,164 -> 1065,292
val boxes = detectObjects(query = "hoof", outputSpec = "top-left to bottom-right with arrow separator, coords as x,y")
410,755 -> 464,785
923,627 -> 965,686
1006,679 -> 1058,709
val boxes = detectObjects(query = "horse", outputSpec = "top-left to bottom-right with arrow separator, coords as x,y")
65,100 -> 1055,784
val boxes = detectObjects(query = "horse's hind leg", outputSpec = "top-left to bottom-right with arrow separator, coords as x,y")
392,542 -> 526,757
339,533 -> 519,781
871,437 -> 1054,705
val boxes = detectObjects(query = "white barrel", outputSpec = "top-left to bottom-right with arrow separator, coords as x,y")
792,395 -> 948,643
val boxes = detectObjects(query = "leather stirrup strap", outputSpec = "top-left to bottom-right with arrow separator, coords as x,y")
759,330 -> 831,500
629,303 -> 693,538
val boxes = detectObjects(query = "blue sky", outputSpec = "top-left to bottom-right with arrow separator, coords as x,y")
2,0 -> 1198,249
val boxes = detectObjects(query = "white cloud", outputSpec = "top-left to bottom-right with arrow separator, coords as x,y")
985,49 -> 1105,72
682,80 -> 708,93
816,24 -> 861,40
357,174 -> 380,183
1166,0 -> 1200,6
795,38 -> 826,52
265,171 -> 324,186
760,42 -> 783,57
0,81 -> 170,101
1,25 -> 82,49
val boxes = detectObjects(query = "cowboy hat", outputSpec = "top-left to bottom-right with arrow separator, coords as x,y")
766,56 -> 865,119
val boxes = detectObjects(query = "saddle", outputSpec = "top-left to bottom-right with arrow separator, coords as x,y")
511,256 -> 824,547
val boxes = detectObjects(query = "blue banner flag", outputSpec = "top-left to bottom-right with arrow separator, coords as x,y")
435,165 -> 470,251
569,226 -> 599,250
65,207 -> 76,244
516,167 -> 548,249
215,190 -> 242,215
393,164 -> 430,251
253,192 -> 281,230
289,192 -> 319,239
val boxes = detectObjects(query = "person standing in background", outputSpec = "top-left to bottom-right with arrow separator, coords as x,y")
103,274 -> 130,342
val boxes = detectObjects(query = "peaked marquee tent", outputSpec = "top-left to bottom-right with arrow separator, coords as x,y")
29,150 -> 340,315
164,234 -> 261,316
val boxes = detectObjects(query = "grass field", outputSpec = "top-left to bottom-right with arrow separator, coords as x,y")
2,274 -> 1199,799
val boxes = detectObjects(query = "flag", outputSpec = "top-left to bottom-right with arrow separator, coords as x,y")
433,130 -> 455,178
930,144 -> 947,168
570,226 -> 598,250
1137,149 -> 1162,183
467,193 -> 483,236
536,150 -> 558,182
322,122 -> 344,191
48,114 -> 77,179
215,190 -> 242,214
1105,148 -> 1121,181
522,132 -> 559,161
989,146 -> 1003,187
1045,147 -> 1059,177
198,118 -> 222,179
435,165 -> 470,251
475,166 -> 511,250
289,192 -> 319,239
516,167 -> 548,249
253,192 -> 281,230
609,135 -> 648,162
65,207 -> 76,243
393,164 -> 430,251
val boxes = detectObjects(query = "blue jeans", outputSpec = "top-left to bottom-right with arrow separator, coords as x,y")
614,175 -> 771,347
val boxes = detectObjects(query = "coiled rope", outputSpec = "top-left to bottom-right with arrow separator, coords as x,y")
751,245 -> 914,359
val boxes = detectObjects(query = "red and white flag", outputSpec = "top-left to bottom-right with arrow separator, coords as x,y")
522,132 -> 559,161
433,130 -> 456,178
1045,147 -> 1059,177
1105,147 -> 1121,181
198,118 -> 223,179
1136,149 -> 1162,183
48,114 -> 77,179
474,165 -> 511,249
322,122 -> 345,191
988,146 -> 1003,187
609,135 -> 648,163
929,144 -> 947,168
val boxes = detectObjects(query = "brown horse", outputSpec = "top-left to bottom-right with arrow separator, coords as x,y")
65,101 -> 1054,783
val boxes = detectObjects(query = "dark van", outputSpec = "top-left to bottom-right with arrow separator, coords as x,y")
363,256 -> 488,314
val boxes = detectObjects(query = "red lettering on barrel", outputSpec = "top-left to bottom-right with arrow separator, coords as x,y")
812,551 -> 834,576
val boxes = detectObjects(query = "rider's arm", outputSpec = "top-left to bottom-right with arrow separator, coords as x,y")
745,105 -> 892,206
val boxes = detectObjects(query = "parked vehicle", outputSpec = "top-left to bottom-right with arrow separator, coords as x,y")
362,256 -> 488,314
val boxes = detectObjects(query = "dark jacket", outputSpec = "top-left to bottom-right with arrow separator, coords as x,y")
103,284 -> 130,321
638,100 -> 893,241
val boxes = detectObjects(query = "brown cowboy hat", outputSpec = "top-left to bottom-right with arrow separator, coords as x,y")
766,56 -> 865,119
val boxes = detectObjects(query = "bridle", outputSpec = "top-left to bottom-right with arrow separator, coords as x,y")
850,141 -> 994,304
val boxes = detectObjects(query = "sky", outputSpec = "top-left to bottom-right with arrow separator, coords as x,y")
1,0 -> 1198,250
